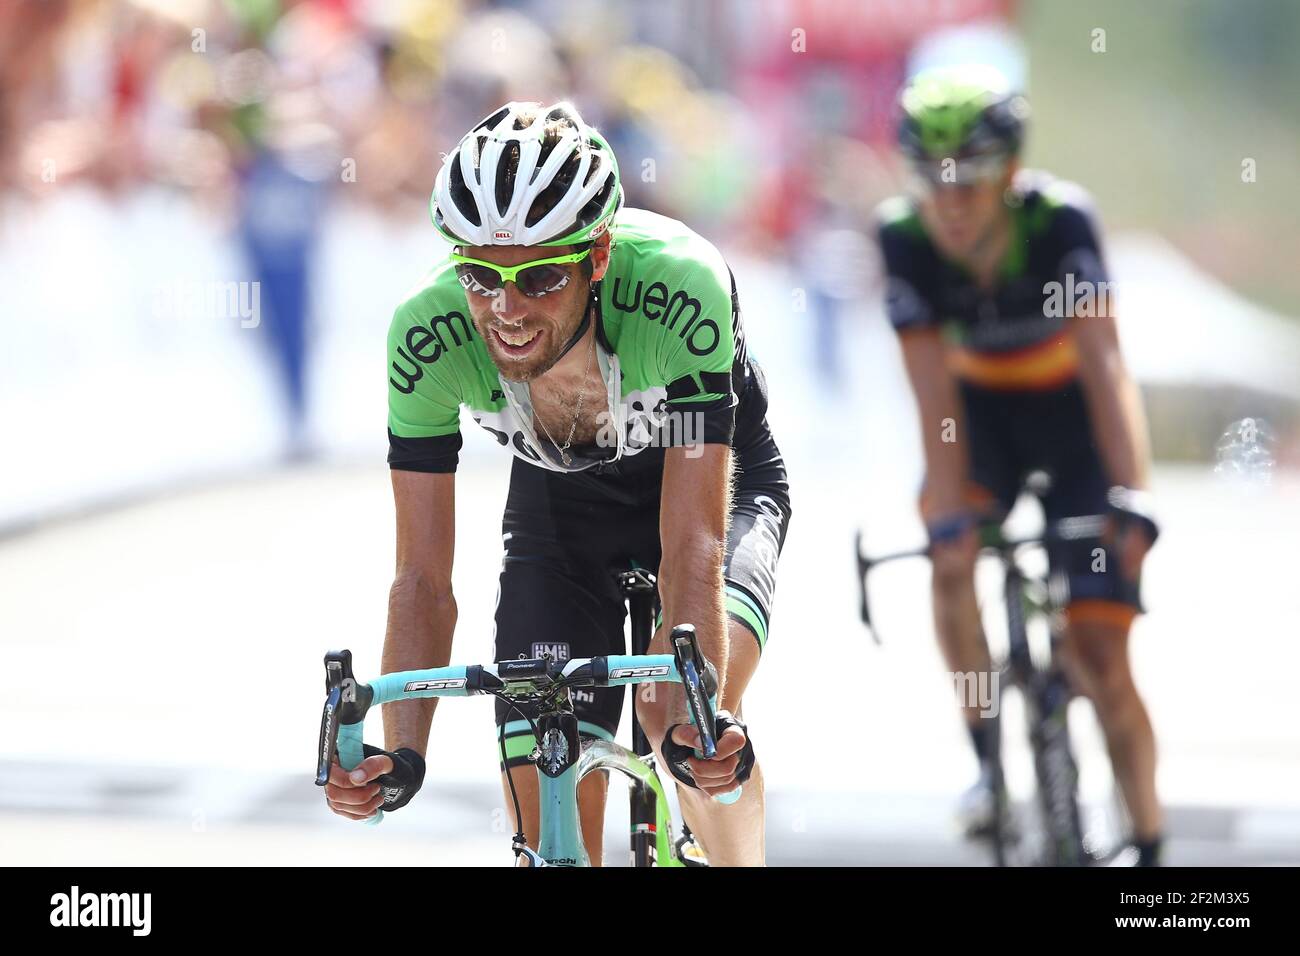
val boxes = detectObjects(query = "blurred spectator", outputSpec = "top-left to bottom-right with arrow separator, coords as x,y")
1,0 -> 1295,470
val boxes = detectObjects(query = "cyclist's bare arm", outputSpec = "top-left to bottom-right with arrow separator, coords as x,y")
898,328 -> 971,519
383,469 -> 458,755
1070,313 -> 1151,491
657,443 -> 732,703
322,471 -> 456,819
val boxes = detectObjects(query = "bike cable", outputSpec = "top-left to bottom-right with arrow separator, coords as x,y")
490,692 -> 543,862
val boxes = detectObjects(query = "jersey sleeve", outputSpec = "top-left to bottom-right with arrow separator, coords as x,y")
877,213 -> 939,333
1044,182 -> 1111,291
387,301 -> 465,473
657,244 -> 738,446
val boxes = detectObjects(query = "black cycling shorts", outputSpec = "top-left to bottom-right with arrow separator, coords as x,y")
942,380 -> 1142,616
491,362 -> 791,767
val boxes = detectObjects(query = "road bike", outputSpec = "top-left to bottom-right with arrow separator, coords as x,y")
855,512 -> 1130,866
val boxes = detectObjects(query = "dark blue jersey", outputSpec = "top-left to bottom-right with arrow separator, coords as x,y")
877,170 -> 1111,390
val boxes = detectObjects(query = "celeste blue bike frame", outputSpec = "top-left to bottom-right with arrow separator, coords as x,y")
316,625 -> 733,866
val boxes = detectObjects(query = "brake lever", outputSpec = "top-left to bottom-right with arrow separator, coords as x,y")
315,681 -> 342,787
670,625 -> 717,759
316,650 -> 364,787
316,650 -> 385,825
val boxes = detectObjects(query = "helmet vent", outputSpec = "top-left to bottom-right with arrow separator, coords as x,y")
525,146 -> 582,228
448,160 -> 480,227
477,106 -> 510,133
495,143 -> 521,219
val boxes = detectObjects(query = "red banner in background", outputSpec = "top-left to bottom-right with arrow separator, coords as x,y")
736,0 -> 1015,63
726,0 -> 1017,150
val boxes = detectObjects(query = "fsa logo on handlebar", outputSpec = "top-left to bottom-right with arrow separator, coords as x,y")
404,678 -> 468,692
608,665 -> 671,679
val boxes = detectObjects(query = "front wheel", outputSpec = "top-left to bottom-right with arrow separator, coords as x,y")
1027,669 -> 1087,866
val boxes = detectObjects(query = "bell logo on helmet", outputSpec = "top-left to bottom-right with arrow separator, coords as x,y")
590,221 -> 608,239
493,229 -> 514,241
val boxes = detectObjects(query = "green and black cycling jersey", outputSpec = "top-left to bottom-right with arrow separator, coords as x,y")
878,169 -> 1110,390
387,207 -> 750,477
384,207 -> 790,750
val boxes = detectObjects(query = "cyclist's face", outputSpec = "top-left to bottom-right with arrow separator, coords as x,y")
459,235 -> 610,382
916,160 -> 1017,260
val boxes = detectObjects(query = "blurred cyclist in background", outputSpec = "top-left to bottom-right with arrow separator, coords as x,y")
875,65 -> 1164,865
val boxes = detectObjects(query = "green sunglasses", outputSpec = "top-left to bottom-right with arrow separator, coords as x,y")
449,248 -> 592,299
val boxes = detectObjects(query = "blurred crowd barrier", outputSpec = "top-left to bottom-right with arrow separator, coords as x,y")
2,0 -> 962,243
1,0 -> 1296,528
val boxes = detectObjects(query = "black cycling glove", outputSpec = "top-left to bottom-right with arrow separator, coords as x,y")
360,744 -> 426,812
662,711 -> 755,791
1106,486 -> 1159,546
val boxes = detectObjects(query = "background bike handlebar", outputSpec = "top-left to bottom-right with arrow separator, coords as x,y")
859,513 -> 1108,572
854,514 -> 1108,641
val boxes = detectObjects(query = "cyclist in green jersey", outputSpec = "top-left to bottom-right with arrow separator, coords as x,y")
877,66 -> 1164,865
322,101 -> 791,866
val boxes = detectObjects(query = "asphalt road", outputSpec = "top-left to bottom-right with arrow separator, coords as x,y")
3,459 -> 1298,866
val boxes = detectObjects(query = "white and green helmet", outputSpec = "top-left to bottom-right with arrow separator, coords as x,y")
897,64 -> 1029,161
431,100 -> 623,247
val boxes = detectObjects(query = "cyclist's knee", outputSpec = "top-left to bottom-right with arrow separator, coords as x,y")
578,768 -> 607,806
1067,620 -> 1138,713
500,769 -> 539,838
720,617 -> 762,700
577,771 -> 608,845
931,555 -> 976,599
1086,664 -> 1138,719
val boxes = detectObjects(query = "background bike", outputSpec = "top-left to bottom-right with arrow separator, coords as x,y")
855,510 -> 1131,866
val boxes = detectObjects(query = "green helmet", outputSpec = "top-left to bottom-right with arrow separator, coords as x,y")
897,64 -> 1028,161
